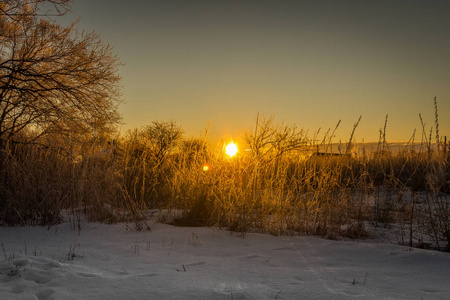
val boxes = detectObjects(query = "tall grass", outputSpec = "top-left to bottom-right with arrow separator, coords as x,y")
0,113 -> 448,250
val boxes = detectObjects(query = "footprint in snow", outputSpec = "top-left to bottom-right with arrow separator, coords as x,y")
12,258 -> 30,267
35,288 -> 55,300
22,270 -> 52,284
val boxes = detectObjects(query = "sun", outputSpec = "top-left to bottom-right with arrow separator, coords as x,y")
225,141 -> 238,157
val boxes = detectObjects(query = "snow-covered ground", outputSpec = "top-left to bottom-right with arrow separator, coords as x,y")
0,219 -> 449,300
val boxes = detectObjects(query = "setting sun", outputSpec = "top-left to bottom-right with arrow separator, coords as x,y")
225,142 -> 238,157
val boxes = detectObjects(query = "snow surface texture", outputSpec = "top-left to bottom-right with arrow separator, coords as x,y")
0,221 -> 449,300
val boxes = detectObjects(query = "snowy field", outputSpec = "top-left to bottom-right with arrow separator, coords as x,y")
0,220 -> 449,300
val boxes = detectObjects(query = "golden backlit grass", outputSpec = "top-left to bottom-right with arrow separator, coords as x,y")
0,118 -> 449,250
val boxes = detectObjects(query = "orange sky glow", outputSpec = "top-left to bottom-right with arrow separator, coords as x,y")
64,0 -> 449,144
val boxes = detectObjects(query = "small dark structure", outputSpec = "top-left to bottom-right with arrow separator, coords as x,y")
312,152 -> 344,157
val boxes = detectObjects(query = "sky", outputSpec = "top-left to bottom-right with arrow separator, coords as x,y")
62,0 -> 449,143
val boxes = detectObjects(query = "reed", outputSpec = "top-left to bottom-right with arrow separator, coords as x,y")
0,110 -> 448,250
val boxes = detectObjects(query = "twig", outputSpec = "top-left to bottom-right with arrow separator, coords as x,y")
176,264 -> 186,272
1,243 -> 7,261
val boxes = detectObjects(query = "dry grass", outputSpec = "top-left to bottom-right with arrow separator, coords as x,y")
0,117 -> 449,250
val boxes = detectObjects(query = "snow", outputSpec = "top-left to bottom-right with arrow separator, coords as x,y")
0,220 -> 449,300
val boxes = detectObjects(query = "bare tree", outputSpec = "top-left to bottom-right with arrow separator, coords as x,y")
243,114 -> 308,159
143,121 -> 183,160
0,0 -> 121,144
0,0 -> 71,18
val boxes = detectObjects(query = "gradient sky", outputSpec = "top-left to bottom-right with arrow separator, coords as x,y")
64,0 -> 449,143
